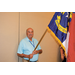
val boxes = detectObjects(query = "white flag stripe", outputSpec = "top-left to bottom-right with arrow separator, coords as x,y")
62,31 -> 70,57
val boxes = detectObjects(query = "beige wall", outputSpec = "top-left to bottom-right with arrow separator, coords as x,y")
0,12 -> 19,62
20,12 -> 61,62
0,12 -> 61,62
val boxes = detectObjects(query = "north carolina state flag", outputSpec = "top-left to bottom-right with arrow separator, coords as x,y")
67,12 -> 75,62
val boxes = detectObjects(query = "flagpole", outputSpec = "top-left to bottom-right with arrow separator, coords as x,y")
29,29 -> 48,61
34,29 -> 48,50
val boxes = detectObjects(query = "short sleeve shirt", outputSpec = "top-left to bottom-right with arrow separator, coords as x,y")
17,37 -> 41,61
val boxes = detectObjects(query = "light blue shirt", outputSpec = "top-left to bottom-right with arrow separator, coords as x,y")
17,37 -> 41,61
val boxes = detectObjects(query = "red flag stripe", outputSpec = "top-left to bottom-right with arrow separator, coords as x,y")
67,13 -> 75,62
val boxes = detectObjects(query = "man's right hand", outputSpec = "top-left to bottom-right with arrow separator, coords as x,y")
29,54 -> 33,59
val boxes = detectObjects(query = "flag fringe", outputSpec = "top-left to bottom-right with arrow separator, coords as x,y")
47,26 -> 67,57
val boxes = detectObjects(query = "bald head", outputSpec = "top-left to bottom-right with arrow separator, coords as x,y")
26,28 -> 33,33
26,28 -> 34,39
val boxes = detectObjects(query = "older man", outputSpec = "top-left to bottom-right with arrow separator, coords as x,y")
17,28 -> 42,62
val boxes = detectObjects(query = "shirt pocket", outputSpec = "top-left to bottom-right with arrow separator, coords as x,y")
23,44 -> 34,54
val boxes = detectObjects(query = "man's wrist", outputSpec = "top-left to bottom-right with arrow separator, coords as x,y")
22,54 -> 25,57
23,54 -> 30,58
37,50 -> 40,54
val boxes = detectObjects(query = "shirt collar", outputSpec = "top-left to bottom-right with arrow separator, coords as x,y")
26,37 -> 33,42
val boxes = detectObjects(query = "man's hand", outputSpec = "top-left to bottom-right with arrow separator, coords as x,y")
32,50 -> 39,55
29,54 -> 33,59
29,51 -> 38,59
61,54 -> 64,61
32,49 -> 42,55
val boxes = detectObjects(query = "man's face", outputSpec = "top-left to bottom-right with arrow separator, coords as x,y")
26,28 -> 34,39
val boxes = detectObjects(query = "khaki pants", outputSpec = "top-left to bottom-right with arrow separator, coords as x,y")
23,59 -> 39,62
23,59 -> 28,62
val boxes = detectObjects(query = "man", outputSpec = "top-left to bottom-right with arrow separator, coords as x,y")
60,46 -> 66,62
17,28 -> 42,62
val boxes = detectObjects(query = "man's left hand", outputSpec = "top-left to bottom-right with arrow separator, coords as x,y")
32,50 -> 39,55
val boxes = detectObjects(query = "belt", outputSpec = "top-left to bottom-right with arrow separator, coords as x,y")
29,61 -> 37,62
23,59 -> 38,62
26,60 -> 38,62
